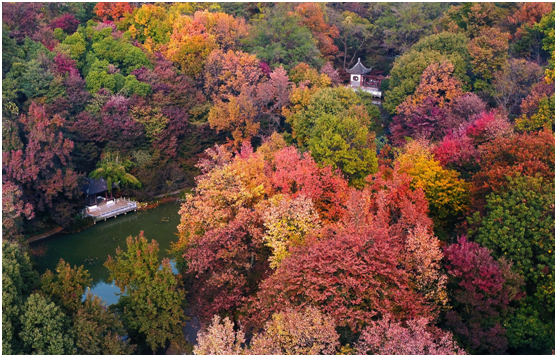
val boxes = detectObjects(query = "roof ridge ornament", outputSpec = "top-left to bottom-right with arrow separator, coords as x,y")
347,58 -> 371,75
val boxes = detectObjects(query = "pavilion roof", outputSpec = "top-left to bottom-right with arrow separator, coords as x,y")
346,58 -> 371,74
81,178 -> 118,195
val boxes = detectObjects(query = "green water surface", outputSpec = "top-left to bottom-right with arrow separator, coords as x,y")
31,202 -> 182,305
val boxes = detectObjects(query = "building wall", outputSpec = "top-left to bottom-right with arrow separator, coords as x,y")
350,74 -> 361,88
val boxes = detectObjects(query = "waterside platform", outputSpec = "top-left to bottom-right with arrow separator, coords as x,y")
83,197 -> 137,223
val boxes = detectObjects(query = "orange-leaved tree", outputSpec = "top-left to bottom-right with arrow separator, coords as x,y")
95,2 -> 134,22
293,3 -> 340,60
395,139 -> 470,236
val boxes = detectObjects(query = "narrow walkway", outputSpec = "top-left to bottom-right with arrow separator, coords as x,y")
154,189 -> 184,199
27,226 -> 64,243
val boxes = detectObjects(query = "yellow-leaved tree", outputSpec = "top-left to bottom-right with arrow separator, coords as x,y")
396,139 -> 470,238
165,10 -> 249,77
259,194 -> 321,268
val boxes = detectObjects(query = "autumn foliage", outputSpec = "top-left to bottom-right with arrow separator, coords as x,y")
293,3 -> 339,60
165,10 -> 248,77
444,236 -> 524,354
249,307 -> 340,355
2,181 -> 34,240
248,224 -> 431,330
3,103 -> 79,227
2,2 -> 555,355
95,3 -> 134,22
471,130 -> 555,209
356,315 -> 465,355
173,143 -> 349,320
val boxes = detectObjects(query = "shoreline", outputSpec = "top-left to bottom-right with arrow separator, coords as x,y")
27,191 -> 185,243
26,227 -> 65,243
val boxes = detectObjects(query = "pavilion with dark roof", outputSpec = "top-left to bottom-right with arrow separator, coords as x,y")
347,58 -> 371,89
81,178 -> 118,207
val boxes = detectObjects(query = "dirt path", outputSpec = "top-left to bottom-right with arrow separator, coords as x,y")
153,189 -> 183,199
27,226 -> 64,243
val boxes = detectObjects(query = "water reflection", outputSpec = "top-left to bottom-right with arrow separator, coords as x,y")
32,202 -> 182,305
84,261 -> 179,306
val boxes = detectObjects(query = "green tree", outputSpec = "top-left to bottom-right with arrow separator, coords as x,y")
85,59 -> 123,93
285,86 -> 379,186
329,9 -> 374,70
60,31 -> 87,69
355,88 -> 383,133
247,4 -> 323,70
85,59 -> 150,96
2,24 -> 25,77
53,27 -> 67,42
39,260 -> 134,354
73,293 -> 135,354
287,86 -> 367,146
472,176 -> 555,353
370,3 -> 451,56
90,26 -> 152,76
515,95 -> 555,132
104,232 -> 186,352
89,152 -> 141,193
2,241 -> 40,355
66,3 -> 97,24
505,304 -> 555,354
62,21 -> 153,79
384,32 -> 470,114
121,74 -> 151,96
5,49 -> 65,103
119,4 -> 172,48
307,113 -> 377,188
40,259 -> 92,315
534,9 -> 555,83
440,3 -> 509,38
19,37 -> 50,62
19,293 -> 75,355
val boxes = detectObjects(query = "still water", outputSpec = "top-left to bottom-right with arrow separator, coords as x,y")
32,202 -> 182,305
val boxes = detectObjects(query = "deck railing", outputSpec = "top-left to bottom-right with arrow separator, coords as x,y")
94,202 -> 137,220
84,197 -> 138,221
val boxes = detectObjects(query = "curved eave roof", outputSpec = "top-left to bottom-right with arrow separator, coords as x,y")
346,58 -> 371,74
81,178 -> 119,195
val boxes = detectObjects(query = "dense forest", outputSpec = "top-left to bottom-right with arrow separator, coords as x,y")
2,2 -> 555,355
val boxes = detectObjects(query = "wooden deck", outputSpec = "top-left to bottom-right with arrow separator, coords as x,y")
84,197 -> 137,222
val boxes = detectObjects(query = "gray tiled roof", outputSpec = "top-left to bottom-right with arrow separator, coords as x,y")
82,178 -> 108,195
81,178 -> 118,195
346,58 -> 371,74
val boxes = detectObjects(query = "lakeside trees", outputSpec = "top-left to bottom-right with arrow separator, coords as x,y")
2,2 -> 555,355
105,232 -> 186,352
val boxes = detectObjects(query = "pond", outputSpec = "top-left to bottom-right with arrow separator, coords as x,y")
31,202 -> 183,306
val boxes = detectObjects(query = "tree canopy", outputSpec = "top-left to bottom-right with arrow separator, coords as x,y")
2,2 -> 555,354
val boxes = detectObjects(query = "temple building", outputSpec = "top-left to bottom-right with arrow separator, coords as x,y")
346,58 -> 387,98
